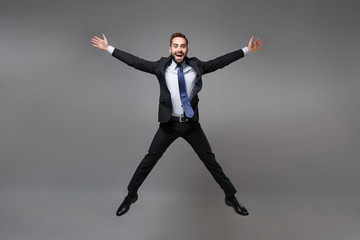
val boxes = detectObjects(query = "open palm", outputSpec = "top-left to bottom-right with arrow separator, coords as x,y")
91,34 -> 109,51
248,36 -> 263,53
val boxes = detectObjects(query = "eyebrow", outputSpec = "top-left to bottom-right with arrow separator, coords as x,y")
172,43 -> 186,47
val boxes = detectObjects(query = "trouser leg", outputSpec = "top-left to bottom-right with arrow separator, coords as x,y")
182,122 -> 237,198
127,124 -> 178,196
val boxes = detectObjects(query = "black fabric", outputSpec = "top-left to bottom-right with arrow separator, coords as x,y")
127,121 -> 237,198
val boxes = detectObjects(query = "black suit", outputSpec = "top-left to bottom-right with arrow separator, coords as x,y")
111,48 -> 245,198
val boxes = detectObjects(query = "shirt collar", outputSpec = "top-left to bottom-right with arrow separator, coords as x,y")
170,59 -> 187,70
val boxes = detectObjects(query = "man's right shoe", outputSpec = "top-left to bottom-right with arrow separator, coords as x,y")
116,194 -> 138,216
225,196 -> 249,216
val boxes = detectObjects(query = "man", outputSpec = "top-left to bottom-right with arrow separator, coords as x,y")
91,32 -> 263,216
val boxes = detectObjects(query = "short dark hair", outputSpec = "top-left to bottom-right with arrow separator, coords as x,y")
170,32 -> 188,46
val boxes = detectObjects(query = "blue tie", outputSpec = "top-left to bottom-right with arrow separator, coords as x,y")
177,66 -> 195,118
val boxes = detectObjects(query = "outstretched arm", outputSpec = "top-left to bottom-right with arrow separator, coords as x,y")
91,34 -> 109,51
201,36 -> 263,74
247,36 -> 263,53
91,33 -> 157,74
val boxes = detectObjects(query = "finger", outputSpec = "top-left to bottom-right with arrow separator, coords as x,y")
248,36 -> 254,45
250,37 -> 254,44
103,34 -> 107,41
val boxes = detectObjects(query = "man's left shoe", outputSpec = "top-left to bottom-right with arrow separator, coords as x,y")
225,196 -> 249,216
116,194 -> 138,216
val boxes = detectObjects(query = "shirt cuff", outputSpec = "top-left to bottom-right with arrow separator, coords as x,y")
242,46 -> 249,56
107,45 -> 115,54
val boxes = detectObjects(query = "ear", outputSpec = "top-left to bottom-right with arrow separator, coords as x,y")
169,46 -> 171,54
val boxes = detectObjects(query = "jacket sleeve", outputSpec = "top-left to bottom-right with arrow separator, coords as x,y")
200,49 -> 245,74
112,48 -> 157,74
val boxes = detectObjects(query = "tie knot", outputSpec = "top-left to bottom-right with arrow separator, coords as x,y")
177,63 -> 184,71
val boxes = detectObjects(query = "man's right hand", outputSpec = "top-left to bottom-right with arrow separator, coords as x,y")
91,34 -> 109,51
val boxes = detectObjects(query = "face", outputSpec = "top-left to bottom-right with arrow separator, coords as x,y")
169,37 -> 188,64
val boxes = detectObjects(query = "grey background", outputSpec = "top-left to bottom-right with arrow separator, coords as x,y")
1,0 -> 359,239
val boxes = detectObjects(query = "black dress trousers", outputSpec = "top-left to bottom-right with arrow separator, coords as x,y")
127,120 -> 237,198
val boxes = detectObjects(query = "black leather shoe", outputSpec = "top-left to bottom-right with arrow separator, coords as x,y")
225,196 -> 249,216
116,194 -> 138,216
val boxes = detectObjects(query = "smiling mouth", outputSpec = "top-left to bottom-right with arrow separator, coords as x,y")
173,53 -> 185,62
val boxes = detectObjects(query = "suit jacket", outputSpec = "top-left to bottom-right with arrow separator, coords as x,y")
112,48 -> 245,123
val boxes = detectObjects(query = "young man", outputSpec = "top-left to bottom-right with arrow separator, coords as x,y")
91,32 -> 263,216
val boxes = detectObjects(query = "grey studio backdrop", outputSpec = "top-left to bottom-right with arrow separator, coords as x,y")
1,0 -> 359,239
